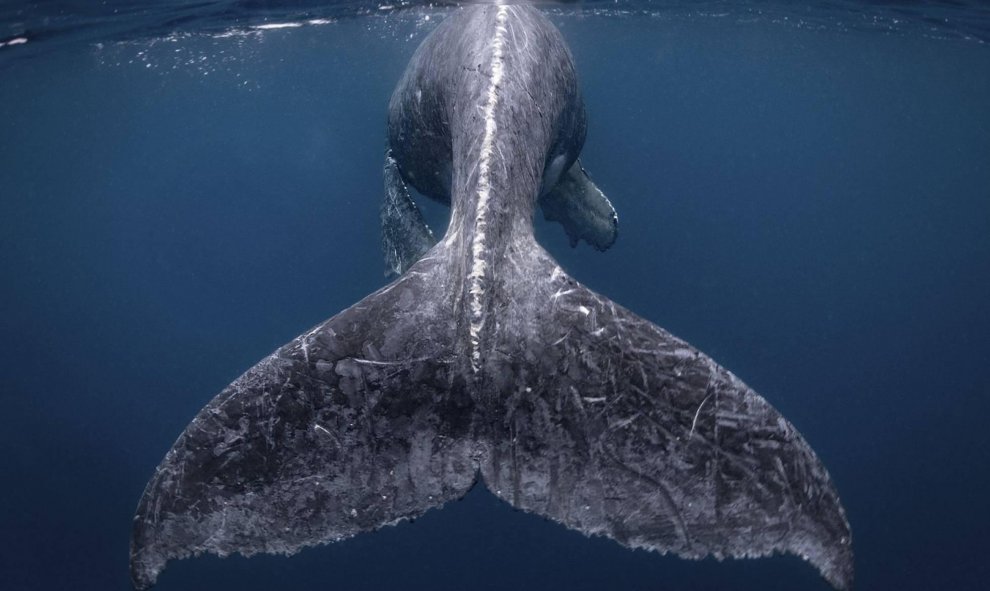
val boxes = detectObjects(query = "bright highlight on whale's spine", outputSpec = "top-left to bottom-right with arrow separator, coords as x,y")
468,4 -> 509,372
131,5 -> 853,590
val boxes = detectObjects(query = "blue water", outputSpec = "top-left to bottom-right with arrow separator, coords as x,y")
2,2 -> 989,590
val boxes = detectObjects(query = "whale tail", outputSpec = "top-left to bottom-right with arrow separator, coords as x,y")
481,246 -> 853,590
131,243 -> 852,590
130,247 -> 478,589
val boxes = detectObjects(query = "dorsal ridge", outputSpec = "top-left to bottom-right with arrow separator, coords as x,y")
468,4 -> 510,373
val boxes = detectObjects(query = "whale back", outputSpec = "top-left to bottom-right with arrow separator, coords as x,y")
387,5 -> 587,218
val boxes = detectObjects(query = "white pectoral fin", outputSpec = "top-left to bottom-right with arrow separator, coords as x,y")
539,159 -> 618,251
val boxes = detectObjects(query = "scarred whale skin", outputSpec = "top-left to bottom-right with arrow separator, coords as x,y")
130,5 -> 853,589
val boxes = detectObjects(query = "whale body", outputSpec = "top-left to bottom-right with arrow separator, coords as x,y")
130,5 -> 853,589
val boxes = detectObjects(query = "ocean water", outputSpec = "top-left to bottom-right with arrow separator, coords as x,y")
2,1 -> 989,590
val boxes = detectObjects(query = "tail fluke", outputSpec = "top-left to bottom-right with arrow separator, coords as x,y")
480,249 -> 853,589
131,243 -> 852,590
130,253 -> 474,589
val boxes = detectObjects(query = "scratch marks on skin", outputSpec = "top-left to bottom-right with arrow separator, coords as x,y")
443,225 -> 461,247
468,4 -> 510,372
313,423 -> 341,450
347,356 -> 435,366
689,392 -> 713,438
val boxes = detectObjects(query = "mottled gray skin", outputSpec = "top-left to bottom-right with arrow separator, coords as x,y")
381,5 -> 616,276
130,5 -> 853,590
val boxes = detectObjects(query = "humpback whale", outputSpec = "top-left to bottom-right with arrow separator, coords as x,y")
130,5 -> 853,589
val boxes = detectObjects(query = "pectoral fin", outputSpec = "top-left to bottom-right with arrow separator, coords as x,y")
539,160 -> 618,251
382,150 -> 436,276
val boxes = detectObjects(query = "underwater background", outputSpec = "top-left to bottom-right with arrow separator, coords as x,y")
2,1 -> 989,590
